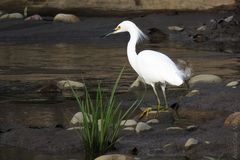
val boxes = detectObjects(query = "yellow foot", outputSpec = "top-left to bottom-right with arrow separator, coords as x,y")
139,107 -> 152,120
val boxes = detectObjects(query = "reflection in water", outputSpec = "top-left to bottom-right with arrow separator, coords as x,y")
0,43 -> 239,159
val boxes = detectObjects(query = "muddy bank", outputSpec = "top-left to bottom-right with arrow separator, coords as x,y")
0,0 -> 237,16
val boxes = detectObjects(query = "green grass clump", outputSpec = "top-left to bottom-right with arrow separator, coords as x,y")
70,69 -> 139,159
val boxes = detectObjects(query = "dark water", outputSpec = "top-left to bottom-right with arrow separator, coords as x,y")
0,43 -> 239,159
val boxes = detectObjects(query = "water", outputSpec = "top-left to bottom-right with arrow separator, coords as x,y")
0,43 -> 239,159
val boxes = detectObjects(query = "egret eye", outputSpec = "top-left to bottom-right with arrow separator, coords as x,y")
115,26 -> 121,31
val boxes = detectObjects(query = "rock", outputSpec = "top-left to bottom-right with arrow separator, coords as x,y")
226,81 -> 239,87
0,10 -> 4,16
135,122 -> 152,133
67,126 -> 83,130
192,34 -> 209,42
25,15 -> 43,21
224,112 -> 240,126
197,25 -> 207,31
184,138 -> 199,149
70,112 -> 92,124
95,154 -> 133,160
54,13 -> 80,23
166,126 -> 184,131
185,89 -> 200,97
146,119 -> 159,124
147,28 -> 168,43
121,119 -> 137,126
224,15 -> 234,23
123,127 -> 135,131
57,80 -> 85,90
186,125 -> 198,132
0,13 -> 24,19
189,74 -> 222,85
168,26 -> 184,32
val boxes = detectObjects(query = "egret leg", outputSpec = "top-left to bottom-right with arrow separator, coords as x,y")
151,84 -> 161,114
161,83 -> 168,110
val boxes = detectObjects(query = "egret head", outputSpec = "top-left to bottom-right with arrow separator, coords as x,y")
103,20 -> 147,42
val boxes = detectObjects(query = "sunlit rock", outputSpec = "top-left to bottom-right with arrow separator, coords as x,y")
226,81 -> 239,87
95,154 -> 133,160
0,13 -> 23,19
186,125 -> 198,132
224,112 -> 240,126
123,127 -> 135,131
146,119 -> 159,124
135,122 -> 152,133
184,138 -> 199,149
54,13 -> 80,23
168,26 -> 184,32
70,112 -> 92,124
197,25 -> 207,31
224,15 -> 234,23
57,80 -> 85,90
189,74 -> 222,85
121,119 -> 137,126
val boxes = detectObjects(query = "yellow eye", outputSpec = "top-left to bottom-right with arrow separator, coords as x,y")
115,26 -> 121,31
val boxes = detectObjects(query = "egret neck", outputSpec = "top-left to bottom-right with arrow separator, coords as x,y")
127,28 -> 139,73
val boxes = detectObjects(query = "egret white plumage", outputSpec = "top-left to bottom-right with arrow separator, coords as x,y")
104,20 -> 191,114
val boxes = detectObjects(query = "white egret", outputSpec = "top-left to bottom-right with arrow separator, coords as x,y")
104,20 -> 191,114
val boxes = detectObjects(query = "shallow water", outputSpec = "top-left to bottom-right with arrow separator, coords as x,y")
0,43 -> 239,159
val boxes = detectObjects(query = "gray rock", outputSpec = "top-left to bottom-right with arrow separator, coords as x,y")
168,26 -> 184,32
70,112 -> 92,124
95,154 -> 133,160
121,119 -> 137,126
166,127 -> 184,131
9,13 -> 24,19
224,15 -> 234,23
186,125 -> 198,131
197,25 -> 207,31
135,122 -> 152,133
147,119 -> 159,124
123,127 -> 135,131
25,15 -> 43,21
189,74 -> 222,85
0,14 -> 9,19
67,126 -> 83,130
57,80 -> 85,90
184,138 -> 199,149
226,81 -> 239,87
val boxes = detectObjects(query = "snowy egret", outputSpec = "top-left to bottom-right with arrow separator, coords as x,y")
104,20 -> 191,114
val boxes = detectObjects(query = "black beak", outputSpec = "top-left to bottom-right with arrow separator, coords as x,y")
100,30 -> 115,38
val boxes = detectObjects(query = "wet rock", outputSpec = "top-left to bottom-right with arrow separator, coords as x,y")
197,25 -> 207,31
54,13 -> 80,23
226,81 -> 239,87
224,112 -> 240,126
146,119 -> 159,124
121,119 -> 137,126
25,15 -> 43,21
0,13 -> 24,19
189,74 -> 222,85
184,138 -> 199,149
224,15 -> 234,23
95,154 -> 133,160
185,89 -> 200,97
123,127 -> 135,131
57,80 -> 85,90
135,122 -> 152,133
147,28 -> 168,43
192,34 -> 208,42
166,126 -> 184,131
70,112 -> 92,124
168,26 -> 184,32
186,125 -> 198,132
